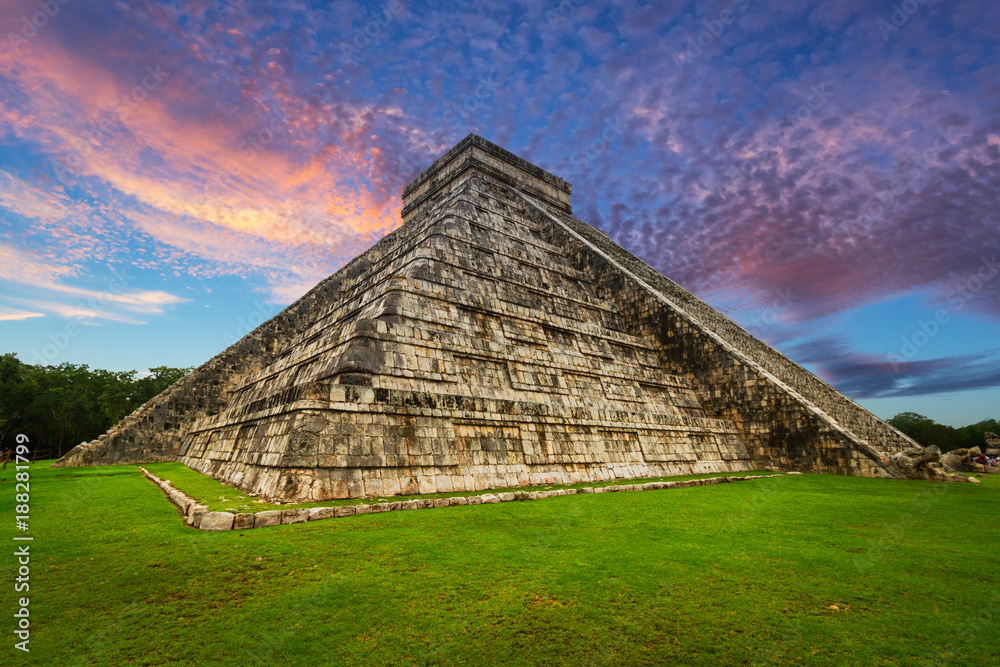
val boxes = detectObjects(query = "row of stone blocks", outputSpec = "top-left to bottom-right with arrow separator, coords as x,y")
141,466 -> 784,532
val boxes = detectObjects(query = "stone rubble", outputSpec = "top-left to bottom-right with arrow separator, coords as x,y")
888,446 -> 980,482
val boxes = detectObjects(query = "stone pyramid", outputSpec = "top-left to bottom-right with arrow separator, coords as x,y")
55,134 -> 919,500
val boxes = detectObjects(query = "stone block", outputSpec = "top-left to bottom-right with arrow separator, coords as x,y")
308,507 -> 338,521
200,512 -> 235,531
281,507 -> 309,525
253,510 -> 283,528
187,504 -> 209,528
168,489 -> 191,512
233,513 -> 255,530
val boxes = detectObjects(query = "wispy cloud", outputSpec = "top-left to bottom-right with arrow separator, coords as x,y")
0,1 -> 435,298
0,243 -> 187,323
785,334 -> 1000,399
0,307 -> 44,322
3,296 -> 147,325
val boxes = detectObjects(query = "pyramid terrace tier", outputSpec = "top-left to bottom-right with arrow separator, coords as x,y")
178,384 -> 753,501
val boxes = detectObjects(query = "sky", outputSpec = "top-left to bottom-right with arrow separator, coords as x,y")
0,0 -> 998,427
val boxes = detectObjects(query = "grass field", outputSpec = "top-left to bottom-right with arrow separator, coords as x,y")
3,461 -> 999,666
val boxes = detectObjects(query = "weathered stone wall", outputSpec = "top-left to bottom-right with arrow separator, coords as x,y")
508,185 -> 911,475
171,179 -> 753,501
53,185 -> 457,468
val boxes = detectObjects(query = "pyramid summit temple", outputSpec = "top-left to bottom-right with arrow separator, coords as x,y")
55,134 -> 922,500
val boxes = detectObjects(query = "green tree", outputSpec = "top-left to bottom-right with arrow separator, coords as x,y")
887,412 -> 989,452
0,353 -> 37,448
0,355 -> 191,459
132,366 -> 191,406
955,419 -> 1000,450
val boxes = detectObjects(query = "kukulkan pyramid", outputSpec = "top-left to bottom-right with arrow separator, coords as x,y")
55,134 -> 921,501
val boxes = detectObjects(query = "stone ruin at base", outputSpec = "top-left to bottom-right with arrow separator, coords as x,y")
56,134 -> 947,501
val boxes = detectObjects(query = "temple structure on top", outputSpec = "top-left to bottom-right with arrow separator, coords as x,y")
54,134 -> 920,500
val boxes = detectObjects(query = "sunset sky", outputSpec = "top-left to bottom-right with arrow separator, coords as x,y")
1,0 -> 998,426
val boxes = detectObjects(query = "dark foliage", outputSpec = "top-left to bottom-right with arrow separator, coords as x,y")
0,353 -> 190,459
888,412 -> 999,453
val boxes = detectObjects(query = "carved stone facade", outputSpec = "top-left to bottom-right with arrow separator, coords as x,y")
55,135 -> 920,499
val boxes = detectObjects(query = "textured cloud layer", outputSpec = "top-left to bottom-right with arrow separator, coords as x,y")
1,0 -> 998,399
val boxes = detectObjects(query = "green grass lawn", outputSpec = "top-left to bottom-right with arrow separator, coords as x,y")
3,462 -> 999,666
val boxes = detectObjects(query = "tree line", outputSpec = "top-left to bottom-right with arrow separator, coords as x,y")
888,412 -> 998,453
0,354 -> 190,459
